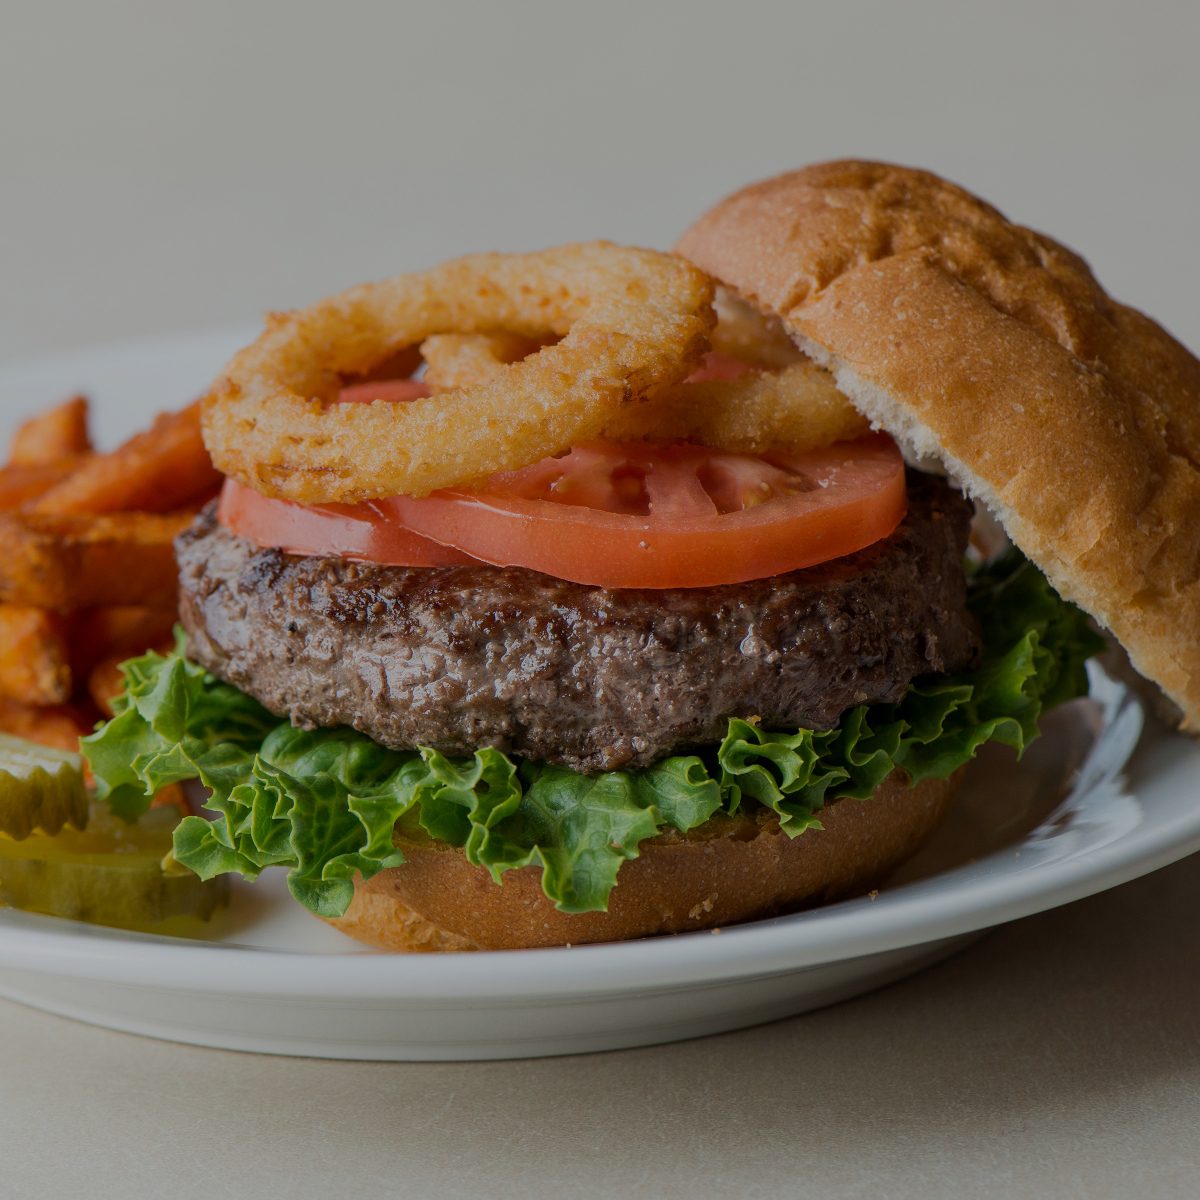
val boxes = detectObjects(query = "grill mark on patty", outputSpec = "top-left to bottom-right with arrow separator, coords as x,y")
177,472 -> 979,772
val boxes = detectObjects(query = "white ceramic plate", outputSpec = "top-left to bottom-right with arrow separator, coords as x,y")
0,332 -> 1197,1061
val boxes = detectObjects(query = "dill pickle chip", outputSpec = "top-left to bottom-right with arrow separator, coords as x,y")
0,732 -> 89,839
0,803 -> 229,929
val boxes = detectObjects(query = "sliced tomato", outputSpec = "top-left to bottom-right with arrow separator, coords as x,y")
217,480 -> 475,568
221,436 -> 906,588
337,378 -> 433,404
223,367 -> 906,587
378,436 -> 906,588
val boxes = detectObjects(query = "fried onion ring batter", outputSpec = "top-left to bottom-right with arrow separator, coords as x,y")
609,359 -> 870,452
203,243 -> 714,502
421,333 -> 869,455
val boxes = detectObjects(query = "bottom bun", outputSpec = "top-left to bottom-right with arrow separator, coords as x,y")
326,769 -> 962,952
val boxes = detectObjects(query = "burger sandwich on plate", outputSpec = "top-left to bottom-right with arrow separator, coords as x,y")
82,161 -> 1199,950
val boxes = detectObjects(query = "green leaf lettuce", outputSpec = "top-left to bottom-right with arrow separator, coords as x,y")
82,553 -> 1105,916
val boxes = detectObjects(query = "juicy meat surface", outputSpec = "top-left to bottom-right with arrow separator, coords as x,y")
177,474 -> 978,773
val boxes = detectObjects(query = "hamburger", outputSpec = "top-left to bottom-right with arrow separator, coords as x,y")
83,161 -> 1197,951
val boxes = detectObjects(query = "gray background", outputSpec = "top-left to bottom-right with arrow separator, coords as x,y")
2,2 -> 1199,1196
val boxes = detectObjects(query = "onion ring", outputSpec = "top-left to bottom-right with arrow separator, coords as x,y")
420,335 -> 869,455
608,358 -> 870,453
203,243 -> 715,502
418,288 -> 799,392
421,332 -> 545,391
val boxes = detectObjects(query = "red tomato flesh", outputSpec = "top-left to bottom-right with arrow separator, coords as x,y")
382,437 -> 905,587
337,378 -> 433,404
217,483 -> 475,568
220,434 -> 906,589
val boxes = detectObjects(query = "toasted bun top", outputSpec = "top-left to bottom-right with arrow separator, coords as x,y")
677,160 -> 1200,730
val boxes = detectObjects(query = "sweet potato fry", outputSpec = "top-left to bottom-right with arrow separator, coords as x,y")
0,606 -> 72,704
0,459 -> 86,510
150,782 -> 194,815
9,396 -> 91,466
31,401 -> 220,516
87,653 -> 127,718
0,698 -> 92,754
84,611 -> 175,719
0,510 -> 192,611
70,605 -> 177,676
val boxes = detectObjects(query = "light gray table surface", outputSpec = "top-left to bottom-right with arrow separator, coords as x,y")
2,4 -> 1198,1196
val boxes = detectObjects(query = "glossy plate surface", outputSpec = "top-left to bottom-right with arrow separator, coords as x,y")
0,332 -> 1196,1059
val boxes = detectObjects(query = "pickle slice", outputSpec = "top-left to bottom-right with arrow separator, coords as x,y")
0,732 -> 89,839
0,803 -> 229,930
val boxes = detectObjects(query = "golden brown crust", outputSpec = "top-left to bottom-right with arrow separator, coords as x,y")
325,770 -> 960,951
676,160 -> 1200,731
328,889 -> 480,953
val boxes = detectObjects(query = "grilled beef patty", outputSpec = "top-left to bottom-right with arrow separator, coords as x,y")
177,473 -> 978,773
